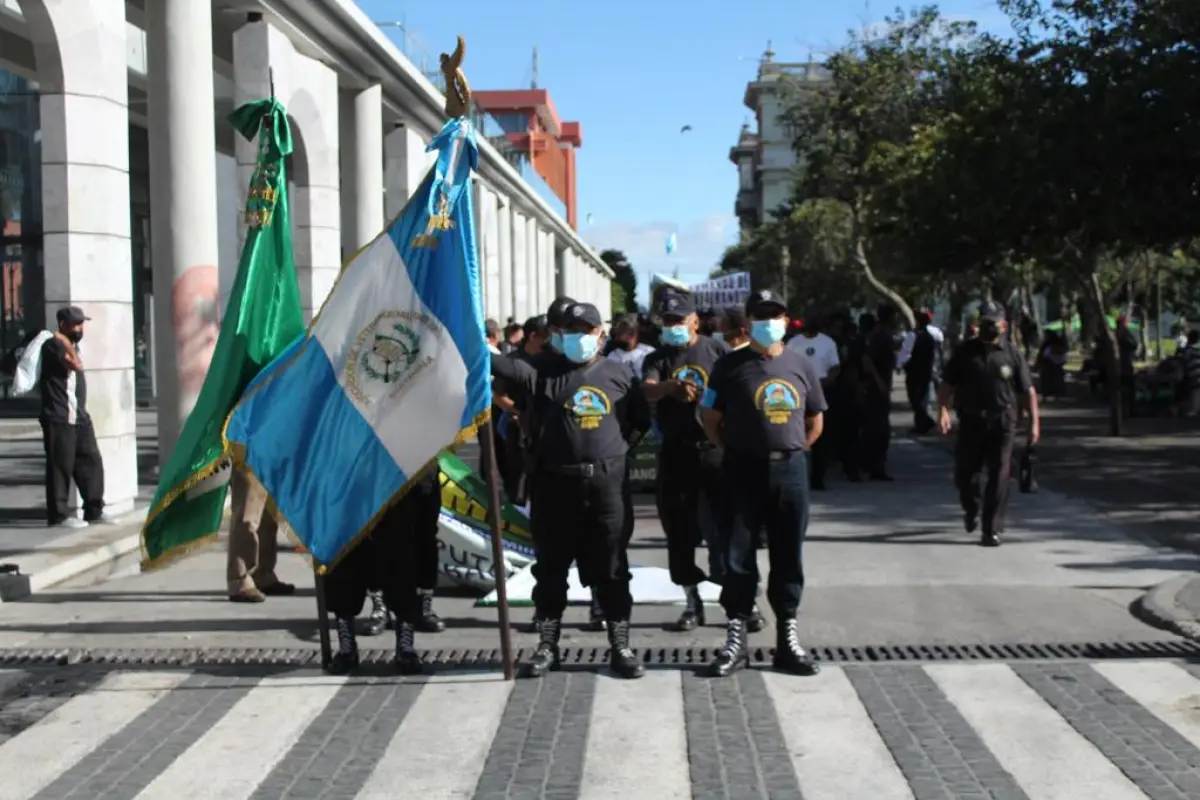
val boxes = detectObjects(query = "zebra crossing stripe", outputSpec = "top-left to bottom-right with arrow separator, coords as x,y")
1093,661 -> 1200,747
357,672 -> 513,800
762,668 -> 913,800
926,663 -> 1145,799
0,671 -> 189,800
132,674 -> 347,800
579,671 -> 690,800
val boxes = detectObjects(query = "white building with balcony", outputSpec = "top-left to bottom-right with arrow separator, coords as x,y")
0,0 -> 613,516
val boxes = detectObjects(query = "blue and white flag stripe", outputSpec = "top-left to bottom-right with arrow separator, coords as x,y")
224,118 -> 490,568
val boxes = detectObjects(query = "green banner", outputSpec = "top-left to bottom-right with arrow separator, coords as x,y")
139,98 -> 305,570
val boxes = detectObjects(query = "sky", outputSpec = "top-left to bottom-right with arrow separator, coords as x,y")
359,0 -> 1013,306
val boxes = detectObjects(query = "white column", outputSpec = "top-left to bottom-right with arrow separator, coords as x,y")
34,0 -> 137,514
525,216 -> 539,306
477,185 -> 501,321
352,84 -> 384,248
384,124 -> 433,219
511,209 -> 529,319
496,200 -> 514,322
147,0 -> 220,466
540,232 -> 555,307
595,264 -> 613,322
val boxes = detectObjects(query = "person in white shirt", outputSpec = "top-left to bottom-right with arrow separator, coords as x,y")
785,316 -> 840,489
606,315 -> 656,377
896,312 -> 945,370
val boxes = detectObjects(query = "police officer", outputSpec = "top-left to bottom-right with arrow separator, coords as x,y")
936,301 -> 1041,546
324,470 -> 443,675
491,301 -> 651,679
360,470 -> 445,638
860,305 -> 897,480
642,293 -> 728,630
700,290 -> 823,678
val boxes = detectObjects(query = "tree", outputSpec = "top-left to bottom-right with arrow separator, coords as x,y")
600,249 -> 638,315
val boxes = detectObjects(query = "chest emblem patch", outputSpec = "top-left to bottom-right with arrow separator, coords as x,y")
671,364 -> 709,390
754,379 -> 802,424
999,364 -> 1013,379
568,386 -> 612,430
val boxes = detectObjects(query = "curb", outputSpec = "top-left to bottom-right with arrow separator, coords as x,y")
0,422 -> 43,440
1134,575 -> 1200,641
0,507 -> 149,602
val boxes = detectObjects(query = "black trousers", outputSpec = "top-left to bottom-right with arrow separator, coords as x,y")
808,425 -> 829,486
954,416 -> 1017,536
656,438 -> 719,587
720,450 -> 810,619
40,417 -> 104,525
905,370 -> 935,432
860,393 -> 892,474
837,400 -> 861,477
326,473 -> 441,622
530,460 -> 632,620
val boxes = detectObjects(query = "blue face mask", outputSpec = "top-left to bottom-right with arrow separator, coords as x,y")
750,319 -> 786,348
562,332 -> 600,363
661,325 -> 690,347
711,331 -> 725,343
550,331 -> 564,352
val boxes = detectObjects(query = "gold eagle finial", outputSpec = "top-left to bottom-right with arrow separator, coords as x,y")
440,36 -> 471,119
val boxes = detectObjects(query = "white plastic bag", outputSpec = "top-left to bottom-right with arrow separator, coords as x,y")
12,330 -> 54,396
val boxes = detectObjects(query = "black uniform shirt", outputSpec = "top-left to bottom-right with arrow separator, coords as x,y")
39,338 -> 89,424
643,335 -> 730,440
942,338 -> 1032,414
491,351 -> 651,467
702,347 -> 827,457
866,329 -> 896,393
907,328 -> 937,377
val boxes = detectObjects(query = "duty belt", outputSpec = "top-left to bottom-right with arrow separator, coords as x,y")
541,456 -> 623,478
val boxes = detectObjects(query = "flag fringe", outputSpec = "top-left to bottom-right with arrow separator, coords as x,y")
138,454 -> 234,571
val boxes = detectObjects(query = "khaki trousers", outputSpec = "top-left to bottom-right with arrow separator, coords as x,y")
226,469 -> 280,593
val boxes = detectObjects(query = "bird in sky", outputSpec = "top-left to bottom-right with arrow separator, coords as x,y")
680,124 -> 693,134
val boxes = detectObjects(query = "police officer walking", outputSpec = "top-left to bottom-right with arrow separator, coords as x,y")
700,290 -> 824,678
491,301 -> 651,679
936,301 -> 1041,546
642,293 -> 728,630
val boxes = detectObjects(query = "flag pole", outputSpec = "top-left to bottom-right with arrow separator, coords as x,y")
438,34 -> 514,679
478,421 -> 516,679
314,570 -> 332,670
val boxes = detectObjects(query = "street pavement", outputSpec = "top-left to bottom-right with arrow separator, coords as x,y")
0,436 -> 1197,796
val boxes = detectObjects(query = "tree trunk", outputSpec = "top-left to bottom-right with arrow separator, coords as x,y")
849,209 -> 915,329
1081,270 -> 1123,436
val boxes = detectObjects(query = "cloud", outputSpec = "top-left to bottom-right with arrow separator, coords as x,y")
582,213 -> 739,298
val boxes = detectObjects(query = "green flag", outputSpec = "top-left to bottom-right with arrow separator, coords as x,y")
140,98 -> 305,570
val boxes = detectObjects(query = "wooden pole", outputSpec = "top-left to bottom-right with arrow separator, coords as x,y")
477,419 -> 515,680
314,570 -> 333,670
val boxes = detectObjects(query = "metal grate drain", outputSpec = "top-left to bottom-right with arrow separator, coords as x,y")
0,640 -> 1195,668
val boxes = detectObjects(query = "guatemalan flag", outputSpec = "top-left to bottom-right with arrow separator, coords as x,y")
224,118 -> 491,570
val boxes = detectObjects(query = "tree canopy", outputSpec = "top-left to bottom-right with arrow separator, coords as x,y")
726,1 -> 1200,431
600,249 -> 638,314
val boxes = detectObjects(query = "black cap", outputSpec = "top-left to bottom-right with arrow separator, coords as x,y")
56,306 -> 90,325
546,296 -> 576,327
719,305 -> 746,329
655,292 -> 696,318
523,315 -> 548,336
979,301 -> 1005,322
565,302 -> 603,329
745,289 -> 787,317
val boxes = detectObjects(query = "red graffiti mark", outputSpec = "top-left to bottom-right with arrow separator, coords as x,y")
171,265 -> 220,400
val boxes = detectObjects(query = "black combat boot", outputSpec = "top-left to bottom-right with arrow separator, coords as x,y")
394,619 -> 424,675
980,530 -> 1002,547
607,620 -> 645,679
416,589 -> 445,633
708,618 -> 750,677
747,604 -> 766,633
583,593 -> 607,631
773,618 -> 819,676
673,586 -> 705,632
327,616 -> 360,674
522,615 -> 543,634
362,591 -> 387,637
525,618 -> 562,678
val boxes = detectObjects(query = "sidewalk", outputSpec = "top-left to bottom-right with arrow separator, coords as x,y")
0,407 -> 159,601
0,438 -> 1192,658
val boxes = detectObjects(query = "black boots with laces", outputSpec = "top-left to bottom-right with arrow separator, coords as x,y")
525,618 -> 562,677
773,618 -> 819,676
416,589 -> 446,633
328,616 -> 360,674
606,620 -> 645,679
394,619 -> 423,675
673,586 -> 705,632
708,618 -> 750,677
363,591 -> 388,637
